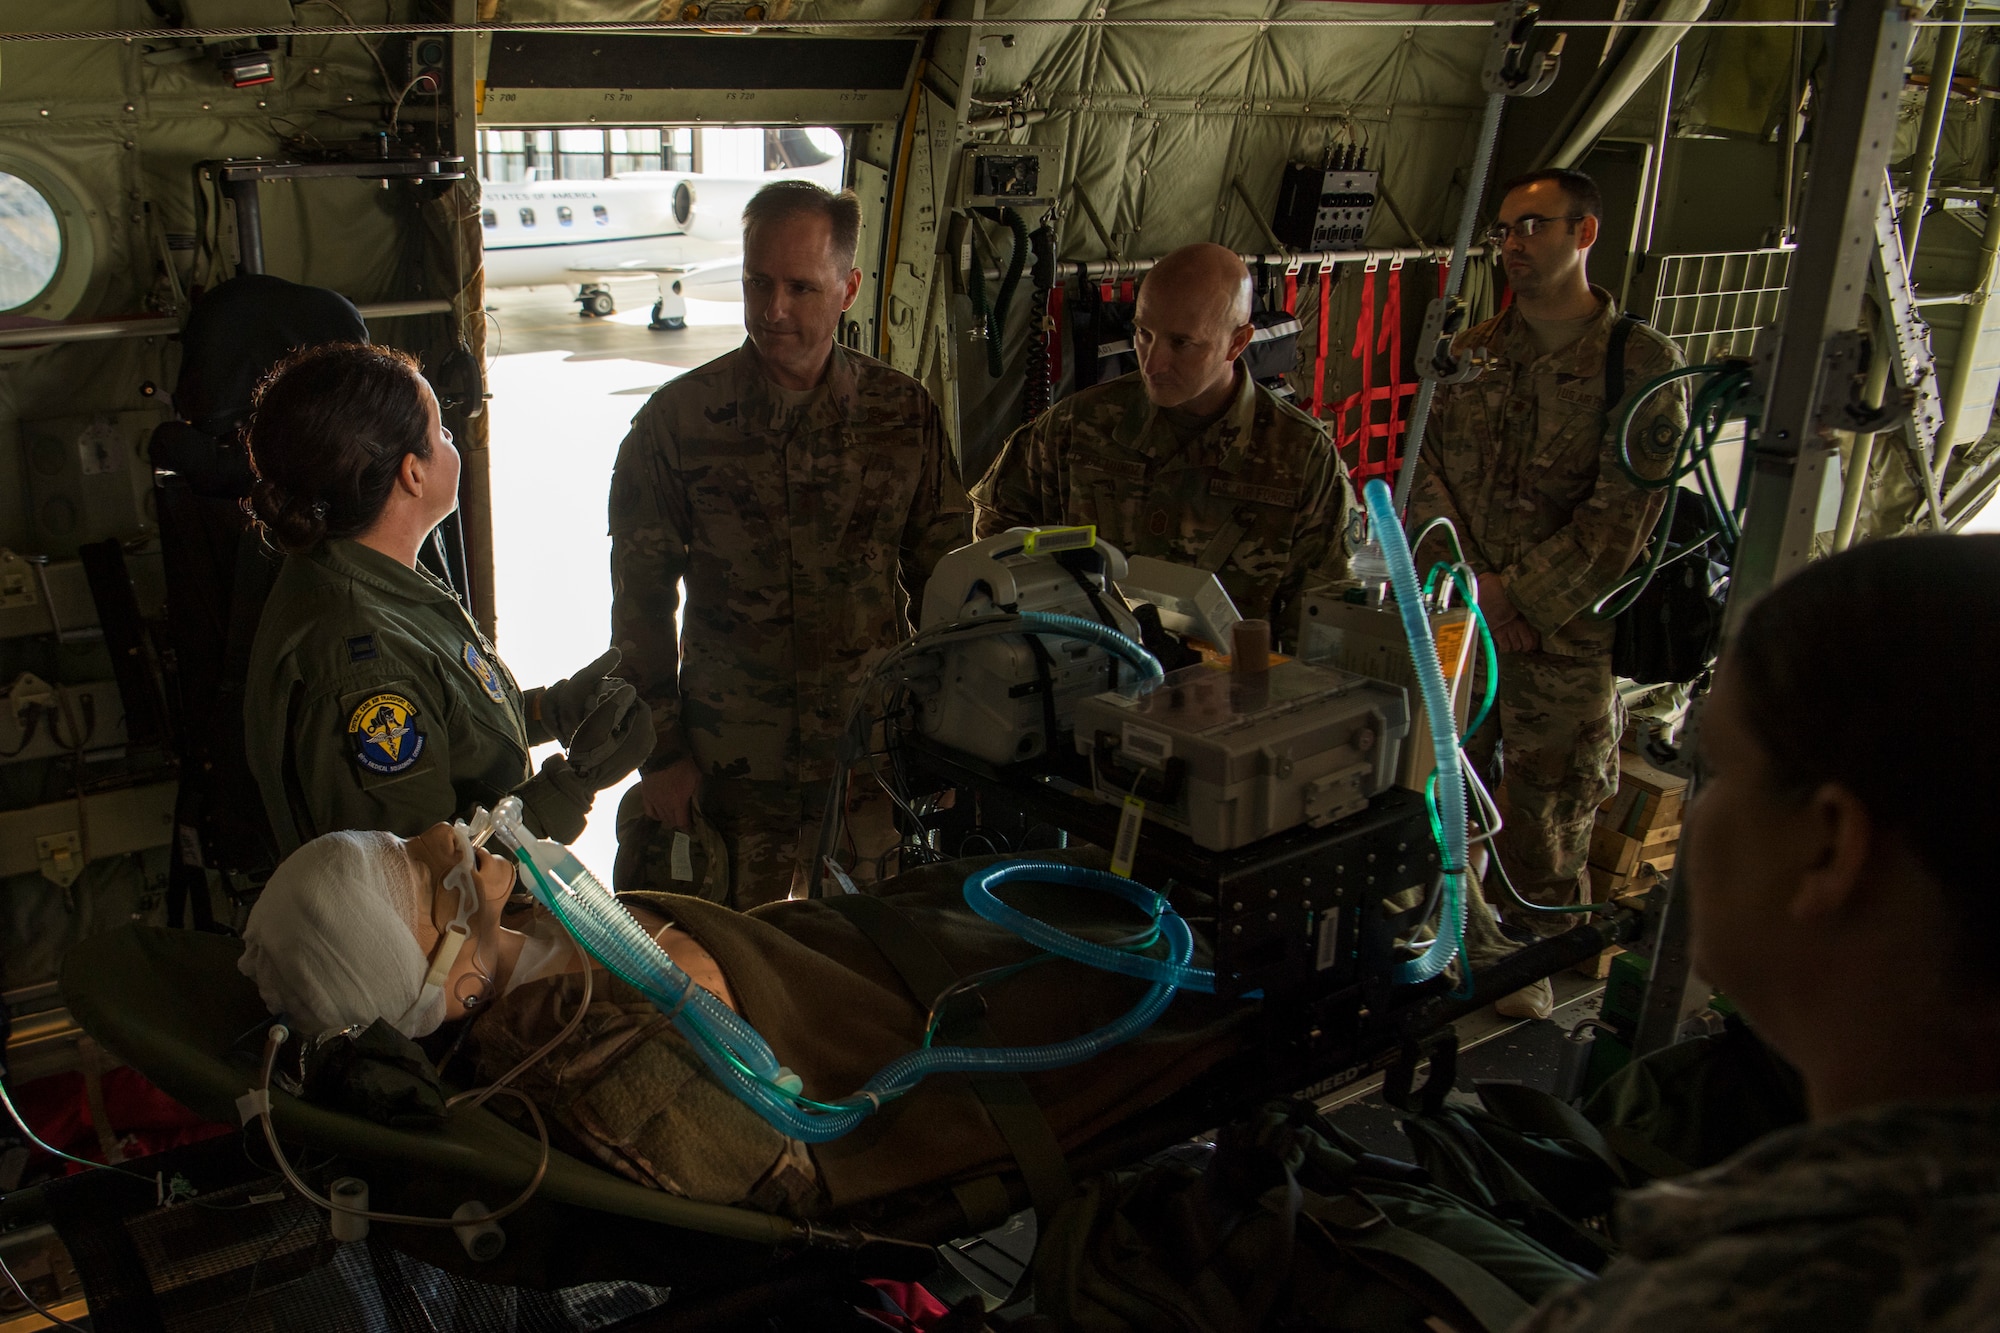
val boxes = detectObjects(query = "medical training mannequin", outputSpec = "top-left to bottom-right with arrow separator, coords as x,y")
240,343 -> 653,854
1517,534 -> 2000,1333
240,825 -> 1246,1216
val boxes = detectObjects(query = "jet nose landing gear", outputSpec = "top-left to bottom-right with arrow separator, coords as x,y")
650,278 -> 688,332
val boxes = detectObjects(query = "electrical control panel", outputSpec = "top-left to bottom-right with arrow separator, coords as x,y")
1273,152 -> 1381,251
959,143 -> 1061,210
21,410 -> 165,557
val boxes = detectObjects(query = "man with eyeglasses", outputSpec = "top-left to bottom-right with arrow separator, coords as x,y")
1408,169 -> 1687,1019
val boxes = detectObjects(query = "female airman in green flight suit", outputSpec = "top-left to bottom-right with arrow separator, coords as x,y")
241,342 -> 651,855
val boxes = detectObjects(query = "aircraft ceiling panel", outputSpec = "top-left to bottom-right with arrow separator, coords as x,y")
479,34 -> 919,125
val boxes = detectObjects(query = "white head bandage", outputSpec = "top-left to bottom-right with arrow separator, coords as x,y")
238,830 -> 445,1038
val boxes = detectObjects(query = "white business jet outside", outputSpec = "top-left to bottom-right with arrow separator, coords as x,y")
479,127 -> 842,330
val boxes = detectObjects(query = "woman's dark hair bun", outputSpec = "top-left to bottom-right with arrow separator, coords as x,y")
244,342 -> 431,555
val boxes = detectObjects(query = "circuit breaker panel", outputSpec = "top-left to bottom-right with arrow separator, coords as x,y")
1273,151 -> 1381,251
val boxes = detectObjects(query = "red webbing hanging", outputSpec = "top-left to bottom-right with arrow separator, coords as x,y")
1283,260 -> 1301,317
1333,260 -> 1379,439
1335,261 -> 1419,482
1307,262 -> 1333,416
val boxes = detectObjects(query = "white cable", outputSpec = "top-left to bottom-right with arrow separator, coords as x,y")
460,936 -> 592,1112
0,1251 -> 85,1331
249,1026 -> 551,1230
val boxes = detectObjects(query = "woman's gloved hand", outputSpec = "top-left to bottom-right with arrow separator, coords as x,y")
534,648 -> 626,748
564,683 -> 654,791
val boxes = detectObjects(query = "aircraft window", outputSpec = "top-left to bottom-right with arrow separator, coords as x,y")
481,208 -> 497,229
519,207 -> 536,228
0,172 -> 62,311
593,205 -> 609,225
558,205 -> 574,226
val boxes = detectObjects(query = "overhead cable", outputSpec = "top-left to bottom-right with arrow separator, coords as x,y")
0,16 -> 1895,42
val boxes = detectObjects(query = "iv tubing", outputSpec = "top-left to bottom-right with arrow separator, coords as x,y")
1370,478 -> 1469,984
248,1025 -> 552,1229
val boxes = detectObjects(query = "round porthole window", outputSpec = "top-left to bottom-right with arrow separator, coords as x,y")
0,172 -> 63,312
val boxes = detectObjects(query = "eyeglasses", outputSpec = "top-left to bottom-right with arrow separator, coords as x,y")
1485,214 -> 1586,246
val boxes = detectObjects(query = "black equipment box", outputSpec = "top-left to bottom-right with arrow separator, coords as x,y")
1273,161 -> 1381,251
906,740 -> 1437,1000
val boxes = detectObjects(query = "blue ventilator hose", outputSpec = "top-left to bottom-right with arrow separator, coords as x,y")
1016,610 -> 1164,691
507,835 -> 1193,1143
962,861 -> 1218,992
1364,478 -> 1470,983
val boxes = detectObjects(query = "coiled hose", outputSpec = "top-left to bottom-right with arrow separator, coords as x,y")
1364,479 -> 1469,984
1017,609 -> 1165,692
965,861 -> 1219,993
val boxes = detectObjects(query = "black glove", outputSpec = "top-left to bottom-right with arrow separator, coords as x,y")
565,682 -> 653,791
537,649 -> 624,749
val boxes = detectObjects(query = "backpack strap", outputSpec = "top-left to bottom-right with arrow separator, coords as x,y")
823,893 -> 1076,1225
1301,1191 -> 1532,1333
1604,311 -> 1644,414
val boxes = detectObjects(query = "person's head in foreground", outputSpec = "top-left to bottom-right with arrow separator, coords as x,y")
1684,532 -> 2000,1117
1519,532 -> 2000,1333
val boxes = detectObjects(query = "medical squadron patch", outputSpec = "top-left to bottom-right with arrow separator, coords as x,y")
464,642 -> 507,704
348,693 -> 426,774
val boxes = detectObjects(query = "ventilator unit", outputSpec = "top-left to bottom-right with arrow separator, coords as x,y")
916,527 -> 1156,766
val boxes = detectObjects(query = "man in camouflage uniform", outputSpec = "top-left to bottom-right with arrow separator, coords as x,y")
1408,170 -> 1685,1017
971,243 -> 1354,649
608,182 -> 971,908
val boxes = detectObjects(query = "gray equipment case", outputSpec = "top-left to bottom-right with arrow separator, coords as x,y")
1075,659 -> 1409,851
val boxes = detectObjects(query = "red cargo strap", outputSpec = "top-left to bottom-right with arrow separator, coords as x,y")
1335,259 -> 1417,483
1305,261 -> 1334,416
1283,259 -> 1302,317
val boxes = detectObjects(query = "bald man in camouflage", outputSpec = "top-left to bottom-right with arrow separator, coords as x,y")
971,243 -> 1355,649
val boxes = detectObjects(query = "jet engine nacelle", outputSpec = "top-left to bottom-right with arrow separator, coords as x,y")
673,177 -> 769,245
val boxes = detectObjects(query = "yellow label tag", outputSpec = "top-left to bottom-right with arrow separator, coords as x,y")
1433,616 -> 1470,686
1111,795 -> 1145,878
1021,524 -> 1096,557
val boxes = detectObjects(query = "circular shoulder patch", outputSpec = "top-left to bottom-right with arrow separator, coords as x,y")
463,641 -> 507,704
1642,418 -> 1681,459
348,693 -> 426,775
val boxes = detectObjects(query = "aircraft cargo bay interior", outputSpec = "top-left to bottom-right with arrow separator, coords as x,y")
0,2 -> 1996,1330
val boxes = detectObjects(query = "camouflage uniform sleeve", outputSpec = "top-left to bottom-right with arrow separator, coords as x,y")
900,394 -> 974,605
1407,394 -> 1485,574
1511,1249 -> 1782,1333
607,404 -> 694,771
1505,345 -> 1688,638
970,411 -> 1055,539
1272,432 -> 1356,649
